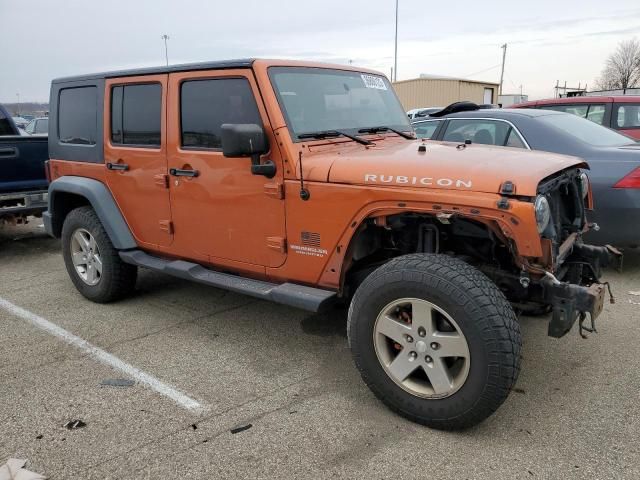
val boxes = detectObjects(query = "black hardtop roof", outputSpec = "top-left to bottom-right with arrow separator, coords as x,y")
52,58 -> 256,84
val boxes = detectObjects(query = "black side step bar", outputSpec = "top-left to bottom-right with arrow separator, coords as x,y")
119,250 -> 337,313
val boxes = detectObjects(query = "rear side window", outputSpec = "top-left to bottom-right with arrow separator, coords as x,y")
538,104 -> 588,118
413,121 -> 441,139
442,119 -> 511,146
613,104 -> 640,129
180,78 -> 262,149
111,83 -> 162,146
58,86 -> 97,144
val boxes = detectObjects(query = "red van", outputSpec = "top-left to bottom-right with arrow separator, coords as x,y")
511,96 -> 640,140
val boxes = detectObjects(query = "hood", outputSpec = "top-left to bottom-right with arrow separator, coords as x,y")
305,139 -> 587,196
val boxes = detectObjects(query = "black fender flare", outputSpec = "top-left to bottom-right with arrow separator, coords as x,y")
44,176 -> 137,250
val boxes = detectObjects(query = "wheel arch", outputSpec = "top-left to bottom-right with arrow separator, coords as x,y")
331,207 -> 513,296
45,176 -> 136,250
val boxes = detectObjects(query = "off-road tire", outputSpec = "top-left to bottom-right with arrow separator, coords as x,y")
348,253 -> 522,430
61,206 -> 137,303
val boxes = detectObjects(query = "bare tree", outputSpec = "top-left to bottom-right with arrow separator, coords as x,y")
595,38 -> 640,90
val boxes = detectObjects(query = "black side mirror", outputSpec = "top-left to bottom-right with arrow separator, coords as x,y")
221,123 -> 267,156
221,123 -> 276,178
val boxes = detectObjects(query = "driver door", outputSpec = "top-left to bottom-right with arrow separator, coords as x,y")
166,69 -> 286,269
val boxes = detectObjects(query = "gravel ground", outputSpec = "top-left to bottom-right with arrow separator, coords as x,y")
1,221 -> 639,479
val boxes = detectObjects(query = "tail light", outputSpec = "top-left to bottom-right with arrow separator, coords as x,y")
614,167 -> 640,189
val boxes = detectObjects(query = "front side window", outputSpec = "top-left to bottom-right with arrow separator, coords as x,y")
614,104 -> 640,129
586,104 -> 606,125
111,83 -> 161,146
58,86 -> 97,144
442,119 -> 512,146
180,78 -> 262,149
269,67 -> 410,140
413,120 -> 441,139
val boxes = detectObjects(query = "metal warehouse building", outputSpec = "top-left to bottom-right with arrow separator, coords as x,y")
392,74 -> 500,110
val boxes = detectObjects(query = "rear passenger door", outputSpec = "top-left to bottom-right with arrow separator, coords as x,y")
166,69 -> 286,268
104,75 -> 173,249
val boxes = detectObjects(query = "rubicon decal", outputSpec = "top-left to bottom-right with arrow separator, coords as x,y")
364,174 -> 472,188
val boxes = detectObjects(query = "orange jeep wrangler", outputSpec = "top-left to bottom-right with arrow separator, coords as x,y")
45,59 -> 620,429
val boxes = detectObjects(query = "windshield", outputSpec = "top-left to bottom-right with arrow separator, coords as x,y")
269,67 -> 411,140
538,112 -> 634,147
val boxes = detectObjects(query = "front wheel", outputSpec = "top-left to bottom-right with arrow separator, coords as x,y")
348,254 -> 522,430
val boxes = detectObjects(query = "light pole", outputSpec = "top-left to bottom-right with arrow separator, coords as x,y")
499,43 -> 507,96
161,34 -> 170,66
16,93 -> 20,116
393,0 -> 399,82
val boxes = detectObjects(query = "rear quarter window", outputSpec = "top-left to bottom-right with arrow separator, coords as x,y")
614,104 -> 640,129
58,86 -> 98,144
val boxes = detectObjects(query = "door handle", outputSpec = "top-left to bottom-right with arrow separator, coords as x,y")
0,147 -> 18,159
107,162 -> 129,171
169,168 -> 199,177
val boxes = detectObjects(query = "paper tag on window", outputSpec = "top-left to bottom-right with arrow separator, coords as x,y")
361,74 -> 387,90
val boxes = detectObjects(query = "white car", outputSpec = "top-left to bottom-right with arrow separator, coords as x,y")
407,107 -> 442,120
24,117 -> 48,136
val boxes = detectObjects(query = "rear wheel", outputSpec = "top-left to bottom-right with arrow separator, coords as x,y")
61,206 -> 137,303
348,253 -> 522,430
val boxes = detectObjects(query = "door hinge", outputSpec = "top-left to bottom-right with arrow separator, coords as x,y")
159,220 -> 174,234
267,236 -> 287,253
264,182 -> 284,199
154,174 -> 169,188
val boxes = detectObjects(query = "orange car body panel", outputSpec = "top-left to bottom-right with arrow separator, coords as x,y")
49,59 -> 589,291
104,75 -> 173,250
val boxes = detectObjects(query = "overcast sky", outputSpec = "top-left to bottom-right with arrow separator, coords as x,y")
2,0 -> 640,103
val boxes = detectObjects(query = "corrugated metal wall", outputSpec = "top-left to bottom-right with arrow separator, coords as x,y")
393,78 -> 498,110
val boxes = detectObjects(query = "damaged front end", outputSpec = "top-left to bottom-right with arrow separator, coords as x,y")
541,242 -> 622,338
485,167 -> 623,338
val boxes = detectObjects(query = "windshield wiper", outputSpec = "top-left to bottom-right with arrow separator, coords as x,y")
297,130 -> 373,146
358,126 -> 415,140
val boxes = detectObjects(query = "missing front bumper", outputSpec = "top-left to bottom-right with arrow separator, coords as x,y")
542,243 -> 621,338
543,280 -> 608,338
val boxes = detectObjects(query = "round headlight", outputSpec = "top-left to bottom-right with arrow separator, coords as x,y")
579,172 -> 589,199
535,195 -> 551,233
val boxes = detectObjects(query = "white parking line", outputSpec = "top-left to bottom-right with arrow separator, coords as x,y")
0,297 -> 206,413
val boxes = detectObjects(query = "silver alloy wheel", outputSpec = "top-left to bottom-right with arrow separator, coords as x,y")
373,298 -> 470,399
70,228 -> 103,286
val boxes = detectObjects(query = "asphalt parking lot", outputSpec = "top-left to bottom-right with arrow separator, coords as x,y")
1,221 -> 639,480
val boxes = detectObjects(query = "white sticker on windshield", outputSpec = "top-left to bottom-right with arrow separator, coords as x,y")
361,74 -> 387,90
